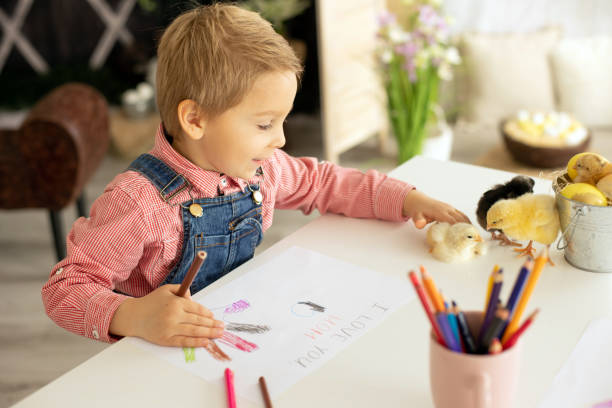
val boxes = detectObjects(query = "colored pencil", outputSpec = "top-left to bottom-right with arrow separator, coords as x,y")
408,271 -> 446,346
421,266 -> 445,312
478,269 -> 503,345
488,338 -> 502,354
177,250 -> 207,297
501,257 -> 532,333
484,265 -> 499,312
502,248 -> 547,343
440,291 -> 449,311
447,303 -> 464,352
479,307 -> 509,353
436,312 -> 460,352
502,309 -> 539,349
259,376 -> 273,408
225,368 -> 237,408
453,301 -> 477,354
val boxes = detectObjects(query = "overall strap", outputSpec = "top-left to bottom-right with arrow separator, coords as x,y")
128,153 -> 191,203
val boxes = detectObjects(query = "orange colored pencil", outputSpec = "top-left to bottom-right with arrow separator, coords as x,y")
420,265 -> 445,312
502,309 -> 539,349
501,247 -> 547,343
408,271 -> 446,346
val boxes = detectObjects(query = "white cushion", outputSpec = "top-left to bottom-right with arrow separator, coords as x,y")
459,27 -> 560,124
551,36 -> 612,128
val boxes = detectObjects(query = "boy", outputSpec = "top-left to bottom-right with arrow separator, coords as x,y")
42,4 -> 469,348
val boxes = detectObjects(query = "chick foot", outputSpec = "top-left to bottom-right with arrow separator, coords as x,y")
490,231 -> 522,247
514,240 -> 536,258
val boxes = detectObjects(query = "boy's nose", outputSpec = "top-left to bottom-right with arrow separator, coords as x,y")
273,129 -> 286,149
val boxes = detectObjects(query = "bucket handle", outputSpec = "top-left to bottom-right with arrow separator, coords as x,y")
556,205 -> 589,250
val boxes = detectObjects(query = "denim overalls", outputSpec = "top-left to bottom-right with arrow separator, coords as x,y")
128,154 -> 264,294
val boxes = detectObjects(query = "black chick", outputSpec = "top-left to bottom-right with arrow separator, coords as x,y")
476,175 -> 535,245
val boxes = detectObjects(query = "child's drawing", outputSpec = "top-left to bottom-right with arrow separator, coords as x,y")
218,331 -> 259,352
225,322 -> 270,333
224,299 -> 250,313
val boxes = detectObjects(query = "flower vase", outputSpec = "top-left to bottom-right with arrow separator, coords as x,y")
421,122 -> 453,161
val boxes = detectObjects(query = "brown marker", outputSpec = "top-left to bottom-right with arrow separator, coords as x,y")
259,376 -> 273,408
176,250 -> 207,297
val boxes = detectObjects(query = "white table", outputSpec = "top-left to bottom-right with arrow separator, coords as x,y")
14,157 -> 612,407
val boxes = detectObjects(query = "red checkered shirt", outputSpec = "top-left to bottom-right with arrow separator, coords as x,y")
42,125 -> 414,342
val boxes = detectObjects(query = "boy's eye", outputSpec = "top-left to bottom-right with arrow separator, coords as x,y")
258,123 -> 273,130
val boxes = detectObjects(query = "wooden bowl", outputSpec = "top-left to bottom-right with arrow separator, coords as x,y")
500,120 -> 591,168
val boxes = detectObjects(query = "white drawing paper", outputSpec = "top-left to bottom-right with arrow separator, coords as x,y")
128,246 -> 413,402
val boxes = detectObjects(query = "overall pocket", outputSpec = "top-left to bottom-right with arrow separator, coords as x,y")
229,217 -> 263,270
193,233 -> 232,286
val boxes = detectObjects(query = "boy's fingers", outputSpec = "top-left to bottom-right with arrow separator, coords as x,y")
181,325 -> 224,338
169,336 -> 209,348
182,300 -> 213,317
181,314 -> 224,328
413,216 -> 427,229
456,210 -> 470,223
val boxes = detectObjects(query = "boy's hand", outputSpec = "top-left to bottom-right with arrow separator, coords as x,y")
110,284 -> 224,347
402,190 -> 470,229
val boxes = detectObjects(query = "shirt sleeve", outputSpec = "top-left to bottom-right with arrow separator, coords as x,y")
267,149 -> 414,221
41,186 -> 150,343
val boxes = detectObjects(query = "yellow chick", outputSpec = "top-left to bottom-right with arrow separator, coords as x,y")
486,194 -> 559,263
573,154 -> 612,185
426,222 -> 487,263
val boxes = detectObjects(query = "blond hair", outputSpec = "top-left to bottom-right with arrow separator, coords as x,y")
156,3 -> 303,137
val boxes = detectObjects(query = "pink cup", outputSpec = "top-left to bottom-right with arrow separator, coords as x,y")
429,311 -> 521,408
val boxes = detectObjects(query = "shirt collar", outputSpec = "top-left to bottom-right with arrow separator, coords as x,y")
150,124 -> 261,197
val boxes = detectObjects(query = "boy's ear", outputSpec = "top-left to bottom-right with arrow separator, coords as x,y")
177,99 -> 206,140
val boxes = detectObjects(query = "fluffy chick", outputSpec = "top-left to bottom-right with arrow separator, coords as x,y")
573,154 -> 612,185
427,222 -> 487,263
486,194 -> 559,263
476,176 -> 535,245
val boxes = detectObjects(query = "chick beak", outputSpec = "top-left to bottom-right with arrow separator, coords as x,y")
475,236 -> 483,242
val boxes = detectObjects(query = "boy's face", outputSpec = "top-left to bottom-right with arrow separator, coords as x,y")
187,70 -> 297,180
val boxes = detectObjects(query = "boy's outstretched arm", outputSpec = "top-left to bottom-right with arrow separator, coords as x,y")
402,189 -> 470,229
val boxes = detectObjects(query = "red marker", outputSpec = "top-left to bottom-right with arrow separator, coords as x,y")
225,368 -> 237,408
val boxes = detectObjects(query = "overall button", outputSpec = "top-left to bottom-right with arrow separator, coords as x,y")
252,190 -> 263,205
220,178 -> 227,186
92,329 -> 100,339
189,203 -> 203,217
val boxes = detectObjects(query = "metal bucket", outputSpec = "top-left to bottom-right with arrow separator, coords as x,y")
554,174 -> 612,273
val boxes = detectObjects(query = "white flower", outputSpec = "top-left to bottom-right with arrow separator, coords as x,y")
388,26 -> 410,44
381,49 -> 393,63
438,62 -> 452,80
445,47 -> 461,65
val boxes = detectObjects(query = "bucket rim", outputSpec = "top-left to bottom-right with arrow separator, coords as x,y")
553,173 -> 612,210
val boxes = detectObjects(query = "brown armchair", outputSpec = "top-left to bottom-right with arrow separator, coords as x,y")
0,83 -> 109,261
